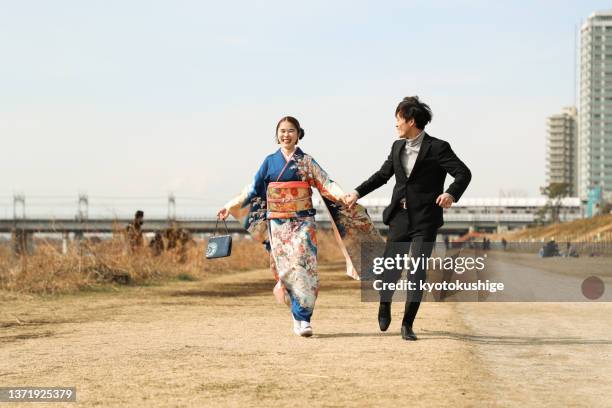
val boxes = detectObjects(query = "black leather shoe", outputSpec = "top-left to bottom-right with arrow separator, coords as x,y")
378,302 -> 391,331
401,325 -> 417,341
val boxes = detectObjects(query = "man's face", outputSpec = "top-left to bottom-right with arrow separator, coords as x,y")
395,114 -> 415,138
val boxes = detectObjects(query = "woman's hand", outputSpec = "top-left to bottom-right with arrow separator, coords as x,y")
343,192 -> 359,209
217,207 -> 230,220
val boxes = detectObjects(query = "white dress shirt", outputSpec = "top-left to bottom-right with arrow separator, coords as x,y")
400,130 -> 425,178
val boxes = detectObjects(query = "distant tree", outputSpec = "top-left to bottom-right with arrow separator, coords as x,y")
540,182 -> 570,223
534,206 -> 548,226
601,200 -> 612,215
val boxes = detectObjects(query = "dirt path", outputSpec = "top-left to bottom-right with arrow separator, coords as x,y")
457,302 -> 612,407
1,261 -> 610,407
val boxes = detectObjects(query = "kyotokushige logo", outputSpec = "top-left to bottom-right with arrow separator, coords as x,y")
206,242 -> 218,257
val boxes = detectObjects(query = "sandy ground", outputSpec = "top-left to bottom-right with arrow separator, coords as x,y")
1,259 -> 611,407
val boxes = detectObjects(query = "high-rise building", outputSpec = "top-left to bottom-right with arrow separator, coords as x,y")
578,10 -> 612,201
546,107 -> 577,195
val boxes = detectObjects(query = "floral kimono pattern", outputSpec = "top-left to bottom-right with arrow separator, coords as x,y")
225,148 -> 383,321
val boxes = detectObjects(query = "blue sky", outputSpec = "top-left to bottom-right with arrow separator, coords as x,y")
1,1 -> 610,217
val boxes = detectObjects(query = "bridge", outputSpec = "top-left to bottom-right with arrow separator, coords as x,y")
1,195 -> 583,247
0,214 -> 534,234
0,213 -> 560,236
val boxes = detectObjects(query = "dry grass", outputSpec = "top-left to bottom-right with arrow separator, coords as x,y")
495,213 -> 612,242
0,230 -> 343,295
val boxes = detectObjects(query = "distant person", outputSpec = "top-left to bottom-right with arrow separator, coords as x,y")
344,96 -> 472,341
565,242 -> 578,258
126,210 -> 144,252
444,235 -> 450,250
539,239 -> 560,258
501,237 -> 507,251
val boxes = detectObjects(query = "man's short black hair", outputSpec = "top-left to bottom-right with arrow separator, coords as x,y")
135,210 -> 144,218
395,96 -> 433,130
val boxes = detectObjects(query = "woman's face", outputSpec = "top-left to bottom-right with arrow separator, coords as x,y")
277,121 -> 299,149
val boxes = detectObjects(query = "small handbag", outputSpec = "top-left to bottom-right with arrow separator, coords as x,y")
206,218 -> 232,259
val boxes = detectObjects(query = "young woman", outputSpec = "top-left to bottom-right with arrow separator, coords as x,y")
217,116 -> 382,337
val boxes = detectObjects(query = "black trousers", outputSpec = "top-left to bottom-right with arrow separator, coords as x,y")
381,210 -> 438,327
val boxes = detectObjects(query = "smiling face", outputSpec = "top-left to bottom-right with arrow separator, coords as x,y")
395,114 -> 416,139
276,120 -> 299,149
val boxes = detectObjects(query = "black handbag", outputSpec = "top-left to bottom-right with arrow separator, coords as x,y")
206,219 -> 232,259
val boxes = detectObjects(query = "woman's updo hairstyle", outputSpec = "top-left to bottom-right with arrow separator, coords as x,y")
275,116 -> 305,143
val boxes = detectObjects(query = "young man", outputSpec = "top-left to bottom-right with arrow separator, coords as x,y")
344,96 -> 471,341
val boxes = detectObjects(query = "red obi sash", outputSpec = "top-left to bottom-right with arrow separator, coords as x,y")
267,181 -> 313,219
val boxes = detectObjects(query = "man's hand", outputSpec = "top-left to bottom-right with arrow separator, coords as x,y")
343,192 -> 359,209
435,193 -> 454,209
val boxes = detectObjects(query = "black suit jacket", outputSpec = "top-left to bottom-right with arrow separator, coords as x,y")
355,133 -> 471,229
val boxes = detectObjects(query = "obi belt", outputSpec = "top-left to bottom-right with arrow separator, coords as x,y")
266,181 -> 314,219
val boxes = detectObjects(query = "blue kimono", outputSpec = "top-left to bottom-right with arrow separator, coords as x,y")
225,148 -> 383,322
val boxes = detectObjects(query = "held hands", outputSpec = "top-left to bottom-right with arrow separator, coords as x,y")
435,193 -> 454,209
217,207 -> 230,221
342,192 -> 359,210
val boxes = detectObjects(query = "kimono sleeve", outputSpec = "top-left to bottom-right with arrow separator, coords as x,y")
224,158 -> 269,244
298,154 -> 385,280
304,155 -> 346,202
224,158 -> 267,215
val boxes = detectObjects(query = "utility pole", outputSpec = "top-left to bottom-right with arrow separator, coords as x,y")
168,194 -> 176,221
12,194 -> 28,254
77,194 -> 89,221
13,194 -> 25,220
